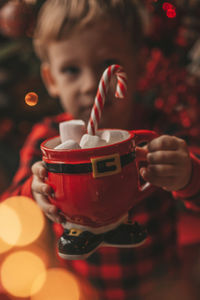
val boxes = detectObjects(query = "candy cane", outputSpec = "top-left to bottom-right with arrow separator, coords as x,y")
87,64 -> 127,135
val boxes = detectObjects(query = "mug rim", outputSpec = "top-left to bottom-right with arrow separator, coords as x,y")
41,128 -> 134,152
40,129 -> 135,162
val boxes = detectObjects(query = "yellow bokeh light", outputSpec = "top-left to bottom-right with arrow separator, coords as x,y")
4,196 -> 45,246
1,251 -> 46,298
31,268 -> 80,300
0,239 -> 12,255
0,203 -> 21,248
25,92 -> 38,106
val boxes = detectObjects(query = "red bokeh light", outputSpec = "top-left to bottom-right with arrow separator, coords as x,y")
166,8 -> 176,18
162,2 -> 176,19
162,2 -> 174,11
154,98 -> 164,110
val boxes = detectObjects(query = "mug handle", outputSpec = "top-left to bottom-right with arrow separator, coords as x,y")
132,130 -> 158,192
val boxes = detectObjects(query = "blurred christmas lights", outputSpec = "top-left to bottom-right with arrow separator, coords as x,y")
162,2 -> 174,11
1,251 -> 46,298
3,196 -> 45,246
162,2 -> 177,18
31,268 -> 80,300
166,8 -> 177,18
25,92 -> 39,107
0,203 -> 21,247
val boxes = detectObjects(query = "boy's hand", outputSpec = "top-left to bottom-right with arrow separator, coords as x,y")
139,135 -> 192,191
31,161 -> 64,223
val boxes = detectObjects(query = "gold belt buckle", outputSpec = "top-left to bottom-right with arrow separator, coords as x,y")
91,153 -> 121,178
68,228 -> 83,236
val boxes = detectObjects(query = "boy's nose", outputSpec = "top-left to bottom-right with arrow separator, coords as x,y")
81,70 -> 99,96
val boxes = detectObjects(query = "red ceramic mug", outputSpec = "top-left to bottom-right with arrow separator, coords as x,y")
41,129 -> 157,229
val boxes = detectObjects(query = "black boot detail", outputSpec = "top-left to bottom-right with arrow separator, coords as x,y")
58,228 -> 104,260
104,222 -> 147,248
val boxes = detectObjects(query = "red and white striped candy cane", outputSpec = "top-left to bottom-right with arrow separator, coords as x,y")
87,64 -> 127,135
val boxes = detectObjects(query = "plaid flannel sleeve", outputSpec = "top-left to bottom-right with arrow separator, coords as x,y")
0,119 -> 57,202
172,152 -> 200,212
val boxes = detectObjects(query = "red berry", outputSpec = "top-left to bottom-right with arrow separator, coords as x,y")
0,0 -> 35,38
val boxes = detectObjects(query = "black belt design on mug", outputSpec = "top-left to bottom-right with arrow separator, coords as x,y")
45,151 -> 135,178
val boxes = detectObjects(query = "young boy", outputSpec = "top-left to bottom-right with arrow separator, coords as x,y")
1,0 -> 200,299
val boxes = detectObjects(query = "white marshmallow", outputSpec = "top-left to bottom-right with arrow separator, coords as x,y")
59,120 -> 86,144
101,130 -> 129,145
80,134 -> 108,149
54,139 -> 81,150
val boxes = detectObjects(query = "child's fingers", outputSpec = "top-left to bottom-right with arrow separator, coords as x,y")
143,175 -> 173,190
31,161 -> 47,179
135,146 -> 148,161
32,179 -> 63,223
140,164 -> 189,191
148,135 -> 186,152
31,162 -> 64,223
35,192 -> 55,213
35,193 -> 61,223
146,164 -> 182,177
45,212 -> 63,223
141,135 -> 191,191
140,167 -> 174,190
147,151 -> 188,165
32,176 -> 52,196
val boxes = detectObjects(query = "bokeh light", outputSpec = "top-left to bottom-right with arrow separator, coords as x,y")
25,92 -> 38,106
4,196 -> 45,246
166,8 -> 176,18
162,2 -> 176,19
1,251 -> 46,298
162,2 -> 173,11
31,268 -> 80,300
0,239 -> 13,254
0,203 -> 21,253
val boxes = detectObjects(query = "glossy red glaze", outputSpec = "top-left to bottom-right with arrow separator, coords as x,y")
41,129 -> 157,227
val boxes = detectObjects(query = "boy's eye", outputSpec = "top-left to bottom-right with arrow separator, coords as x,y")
61,66 -> 80,75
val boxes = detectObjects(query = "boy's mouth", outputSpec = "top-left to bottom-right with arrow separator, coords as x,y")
79,108 -> 92,123
79,95 -> 115,124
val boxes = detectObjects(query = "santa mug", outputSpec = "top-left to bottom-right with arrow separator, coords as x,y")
41,129 -> 157,230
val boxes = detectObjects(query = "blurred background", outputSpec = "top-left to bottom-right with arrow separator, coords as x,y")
0,0 -> 200,299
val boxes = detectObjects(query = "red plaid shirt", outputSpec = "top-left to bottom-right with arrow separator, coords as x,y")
1,111 -> 200,300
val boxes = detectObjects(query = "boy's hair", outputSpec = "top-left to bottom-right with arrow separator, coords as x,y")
34,0 -> 148,61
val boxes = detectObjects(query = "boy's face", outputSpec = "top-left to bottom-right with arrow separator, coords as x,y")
42,19 -> 139,130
